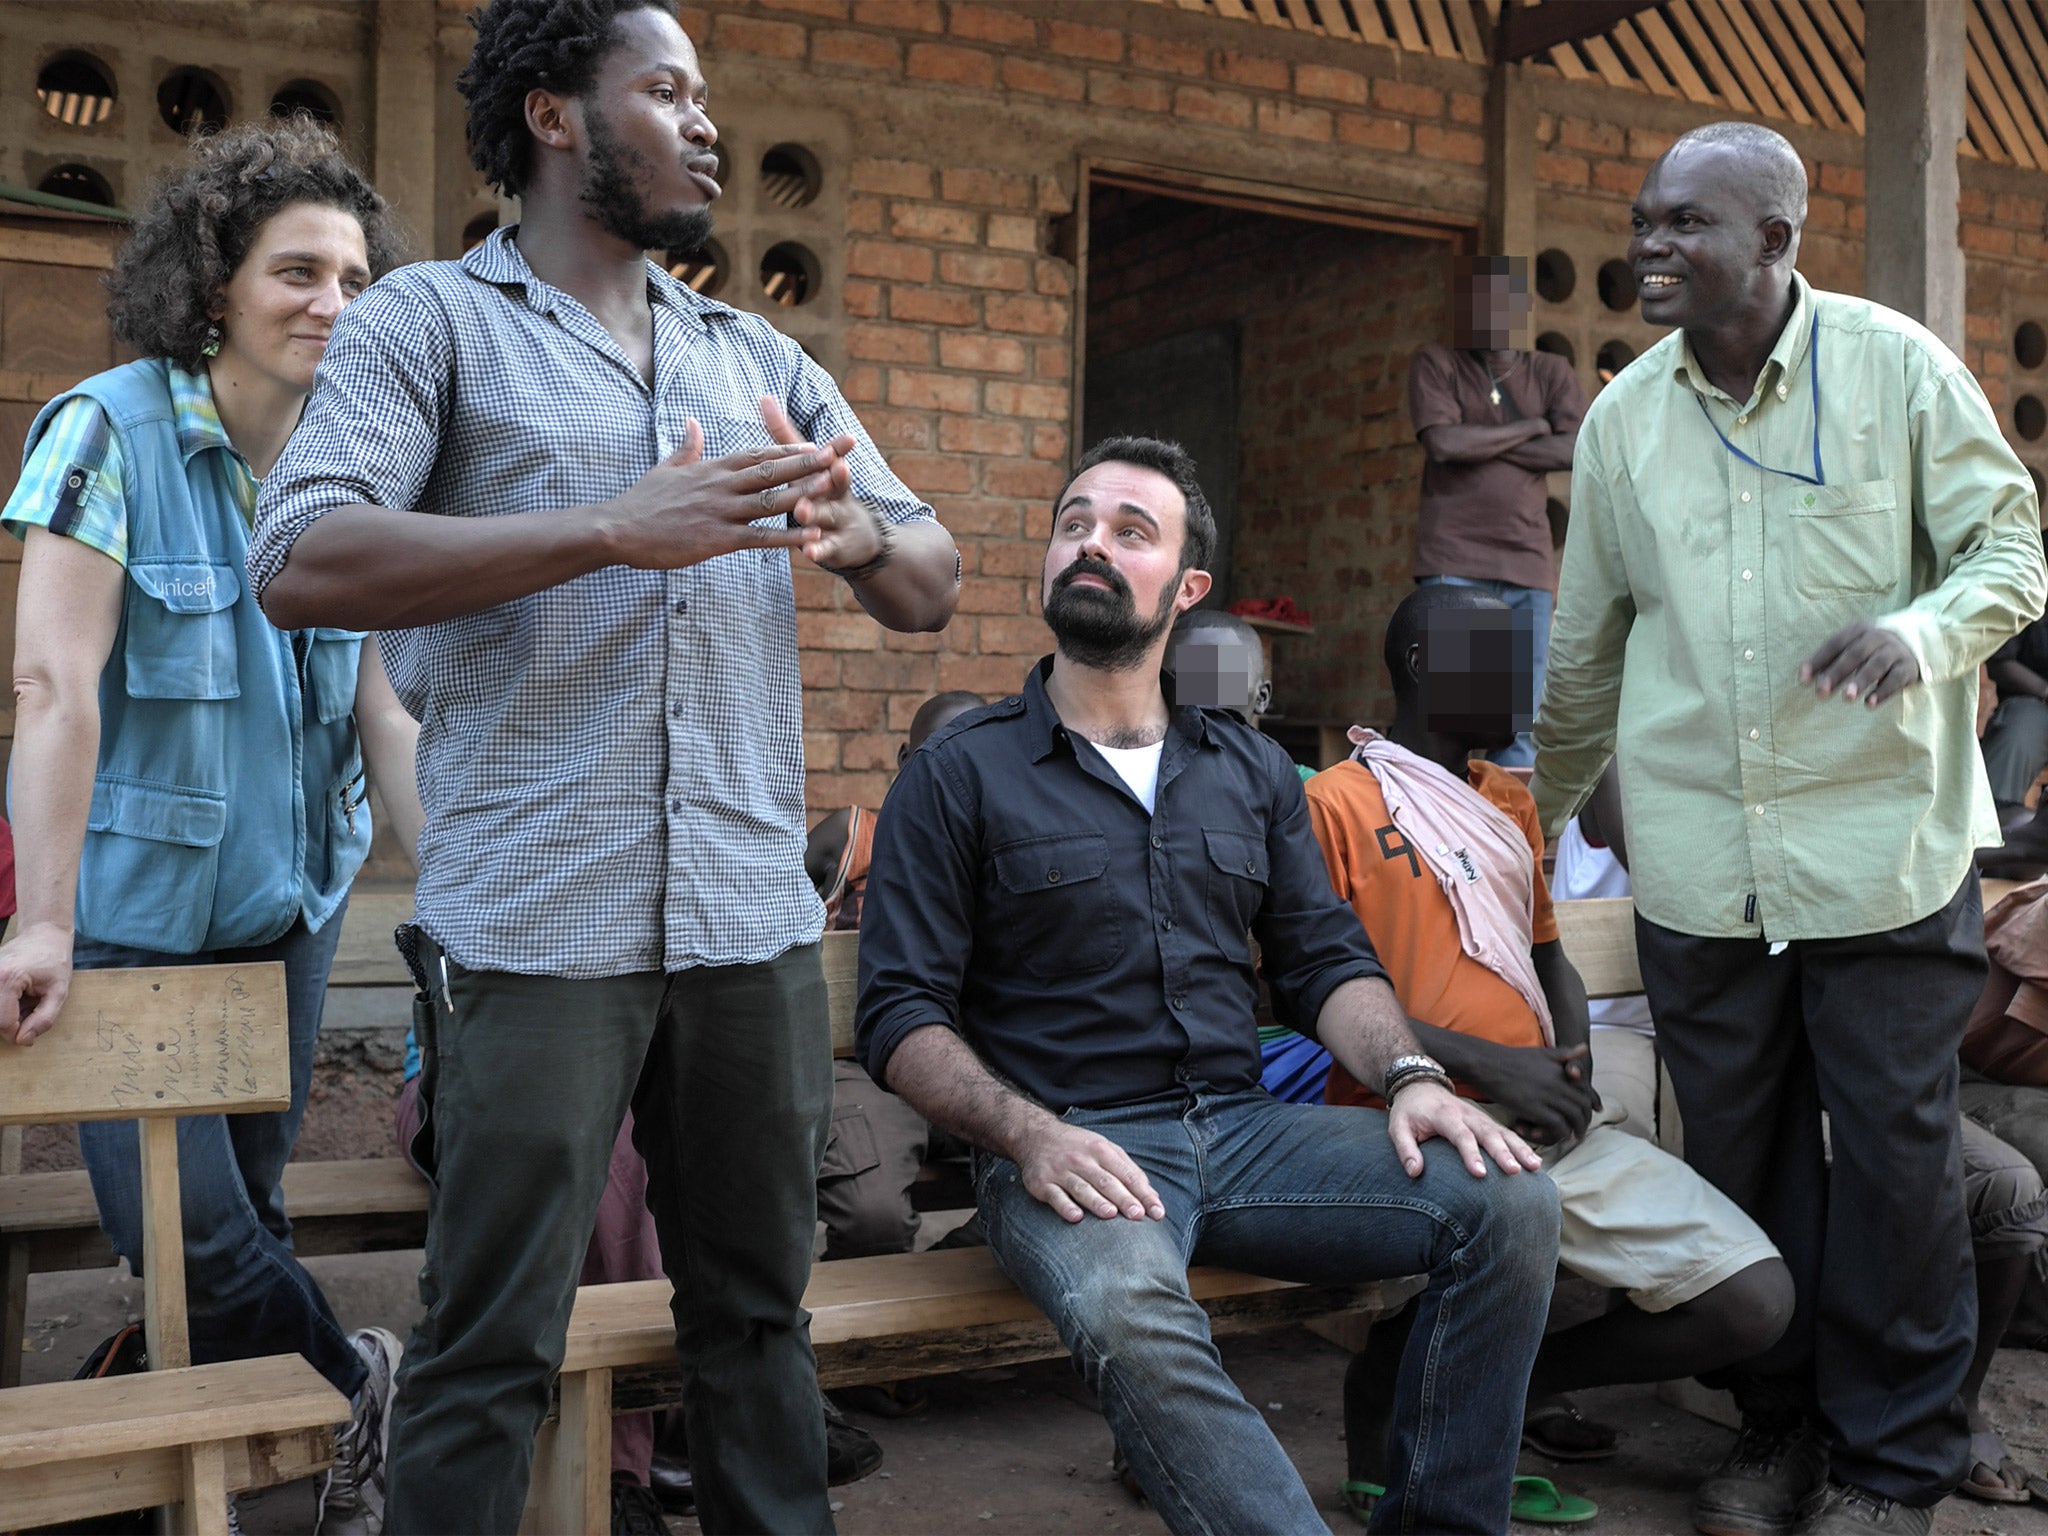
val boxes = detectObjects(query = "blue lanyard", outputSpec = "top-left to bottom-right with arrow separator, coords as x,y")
1692,312 -> 1824,488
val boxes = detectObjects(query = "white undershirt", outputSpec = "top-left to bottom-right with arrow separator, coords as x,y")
1095,741 -> 1165,813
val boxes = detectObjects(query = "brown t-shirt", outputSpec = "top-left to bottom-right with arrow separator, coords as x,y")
1408,345 -> 1587,592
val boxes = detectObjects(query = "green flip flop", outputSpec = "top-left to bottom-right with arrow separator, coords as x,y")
1339,1479 -> 1384,1527
1511,1475 -> 1598,1525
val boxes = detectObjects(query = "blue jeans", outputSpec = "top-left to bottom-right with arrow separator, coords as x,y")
73,904 -> 367,1401
975,1089 -> 1560,1535
1416,576 -> 1552,767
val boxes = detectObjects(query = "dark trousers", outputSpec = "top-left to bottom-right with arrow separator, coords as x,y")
381,938 -> 835,1536
1634,876 -> 1987,1507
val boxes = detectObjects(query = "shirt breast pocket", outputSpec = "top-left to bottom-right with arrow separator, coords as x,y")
123,560 -> 240,700
990,832 -> 1124,980
1788,478 -> 1900,597
1203,827 -> 1269,961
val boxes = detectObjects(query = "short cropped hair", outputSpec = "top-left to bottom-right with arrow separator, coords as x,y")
1668,121 -> 1809,229
106,117 -> 400,371
1059,436 -> 1218,576
457,0 -> 673,198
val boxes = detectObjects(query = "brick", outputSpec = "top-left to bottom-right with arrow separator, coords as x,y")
940,416 -> 1026,456
940,652 -> 1041,694
984,460 -> 1066,499
1032,425 -> 1068,461
907,43 -> 996,89
1214,49 -> 1289,91
805,684 -> 892,729
1591,158 -> 1642,195
798,611 -> 884,649
842,649 -> 933,689
948,2 -> 1035,45
985,380 -> 1069,420
1038,175 -> 1075,215
2022,232 -> 2048,262
939,332 -> 1028,373
840,365 -> 882,403
1560,117 -> 1623,155
1450,90 -> 1483,125
847,240 -> 933,282
805,771 -> 893,811
984,294 -> 1067,335
890,286 -> 977,325
1374,78 -> 1442,117
847,196 -> 884,234
804,730 -> 841,768
844,731 -> 910,771
888,369 -> 981,411
1258,99 -> 1333,142
1295,62 -> 1369,105
1967,312 -> 2001,342
851,0 -> 942,30
1035,259 -> 1074,297
1805,193 -> 1846,229
941,168 -> 1033,209
886,451 -> 975,493
957,576 -> 1024,615
712,15 -> 805,58
851,158 -> 933,197
1961,188 -> 1993,218
1048,19 -> 1123,61
812,29 -> 901,70
677,7 -> 711,40
880,627 -> 943,653
933,498 -> 1022,538
862,407 -> 934,449
1536,151 -> 1589,188
1416,124 -> 1484,166
891,202 -> 980,242
1002,55 -> 1085,101
1998,192 -> 2046,228
977,538 -> 1047,577
986,213 -> 1040,252
792,568 -> 837,610
800,651 -> 841,689
1174,85 -> 1253,130
939,250 -> 1032,290
762,0 -> 846,15
847,323 -> 932,364
1130,33 -> 1207,77
1090,70 -> 1172,113
1628,127 -> 1677,161
1337,113 -> 1410,153
841,278 -> 882,317
1034,342 -> 1070,379
970,618 -> 1055,656
1818,162 -> 1864,197
1963,222 -> 2017,256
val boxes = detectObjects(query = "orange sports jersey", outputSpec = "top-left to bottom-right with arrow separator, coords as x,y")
1305,758 -> 1557,1108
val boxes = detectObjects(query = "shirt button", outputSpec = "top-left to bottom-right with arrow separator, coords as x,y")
1777,383 -> 1789,399
1151,835 -> 1164,849
1172,995 -> 1187,1010
669,702 -> 684,718
1742,569 -> 1753,581
1754,805 -> 1766,816
1161,918 -> 1173,931
1744,649 -> 1755,661
1245,859 -> 1257,874
1737,414 -> 1748,425
1046,868 -> 1062,883
66,473 -> 83,489
674,599 -> 688,614
1741,491 -> 1753,504
668,797 -> 683,813
1749,728 -> 1760,740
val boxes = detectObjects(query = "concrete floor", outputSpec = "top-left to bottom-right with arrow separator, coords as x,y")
19,1247 -> 2048,1536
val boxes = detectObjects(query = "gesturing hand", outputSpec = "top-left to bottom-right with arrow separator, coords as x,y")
1016,1119 -> 1167,1224
603,416 -> 857,572
0,922 -> 76,1046
758,396 -> 888,572
1801,622 -> 1920,706
1386,1081 -> 1544,1179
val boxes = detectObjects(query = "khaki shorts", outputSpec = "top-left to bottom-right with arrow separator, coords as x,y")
1489,1102 -> 1779,1313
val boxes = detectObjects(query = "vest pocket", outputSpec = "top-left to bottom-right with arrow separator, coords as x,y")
303,629 -> 367,724
82,775 -> 227,953
125,561 -> 240,700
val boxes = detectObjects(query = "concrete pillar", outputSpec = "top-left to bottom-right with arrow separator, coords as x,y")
1484,59 -> 1536,259
374,0 -> 438,256
1863,0 -> 1966,351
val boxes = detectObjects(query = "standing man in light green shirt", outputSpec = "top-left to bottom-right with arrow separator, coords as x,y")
1531,123 -> 2045,1536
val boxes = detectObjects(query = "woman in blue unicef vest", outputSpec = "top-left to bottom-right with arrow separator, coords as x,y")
0,119 -> 420,1533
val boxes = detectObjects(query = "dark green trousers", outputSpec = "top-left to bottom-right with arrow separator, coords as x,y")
383,937 -> 835,1535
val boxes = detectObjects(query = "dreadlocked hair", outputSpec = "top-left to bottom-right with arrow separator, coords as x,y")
106,115 -> 401,371
457,0 -> 674,198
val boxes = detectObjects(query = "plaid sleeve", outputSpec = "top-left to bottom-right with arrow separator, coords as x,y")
783,345 -> 935,528
1,395 -> 127,566
249,274 -> 453,597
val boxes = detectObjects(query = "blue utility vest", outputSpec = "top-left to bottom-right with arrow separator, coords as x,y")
21,359 -> 371,953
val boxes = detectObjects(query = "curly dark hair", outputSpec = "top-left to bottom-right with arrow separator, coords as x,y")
458,0 -> 674,199
106,116 -> 401,370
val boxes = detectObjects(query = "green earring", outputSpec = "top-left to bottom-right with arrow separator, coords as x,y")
202,322 -> 222,358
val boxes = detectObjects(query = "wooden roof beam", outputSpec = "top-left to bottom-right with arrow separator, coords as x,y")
1493,0 -> 1663,63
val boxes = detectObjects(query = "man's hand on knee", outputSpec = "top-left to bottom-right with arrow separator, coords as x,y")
1018,1122 -> 1167,1223
1387,1083 -> 1544,1179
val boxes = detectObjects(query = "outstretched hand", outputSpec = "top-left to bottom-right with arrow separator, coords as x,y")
1801,622 -> 1920,707
759,396 -> 888,571
1387,1081 -> 1544,1179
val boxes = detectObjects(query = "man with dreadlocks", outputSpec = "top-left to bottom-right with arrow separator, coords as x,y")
247,2 -> 960,1531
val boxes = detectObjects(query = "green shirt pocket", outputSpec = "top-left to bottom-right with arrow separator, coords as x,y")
1788,478 -> 1900,597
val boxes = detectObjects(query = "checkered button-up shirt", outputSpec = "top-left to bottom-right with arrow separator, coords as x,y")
250,229 -> 935,978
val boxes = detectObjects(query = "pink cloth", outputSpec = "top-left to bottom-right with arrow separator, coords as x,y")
395,1080 -> 658,1481
1346,728 -> 1555,1044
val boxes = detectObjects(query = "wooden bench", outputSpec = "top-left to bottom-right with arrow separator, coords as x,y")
0,962 -> 350,1536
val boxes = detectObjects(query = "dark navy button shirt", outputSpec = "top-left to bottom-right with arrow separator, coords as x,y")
855,657 -> 1387,1112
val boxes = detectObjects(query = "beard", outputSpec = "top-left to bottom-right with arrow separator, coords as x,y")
1042,558 -> 1179,672
579,104 -> 714,253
